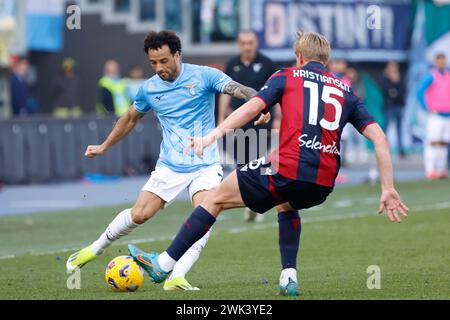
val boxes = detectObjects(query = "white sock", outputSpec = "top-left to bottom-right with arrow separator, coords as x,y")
280,268 -> 297,286
424,145 -> 433,174
91,209 -> 139,255
436,145 -> 449,174
425,145 -> 438,174
158,251 -> 177,273
169,229 -> 211,280
431,146 -> 440,173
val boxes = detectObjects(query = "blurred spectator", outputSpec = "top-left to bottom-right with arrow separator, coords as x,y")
380,61 -> 406,158
329,59 -> 351,85
218,30 -> 278,223
218,30 -> 277,130
125,65 -> 145,101
417,53 -> 450,180
348,66 -> 380,184
10,58 -> 37,116
346,67 -> 365,99
329,59 -> 354,170
345,67 -> 367,164
52,57 -> 82,119
96,60 -> 130,117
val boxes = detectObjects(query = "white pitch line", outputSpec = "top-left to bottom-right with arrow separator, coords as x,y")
10,200 -> 83,208
0,255 -> 15,260
333,200 -> 355,208
361,198 -> 378,205
124,235 -> 174,245
1,201 -> 449,261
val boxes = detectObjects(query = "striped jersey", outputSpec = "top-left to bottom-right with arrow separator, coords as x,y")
256,61 -> 376,187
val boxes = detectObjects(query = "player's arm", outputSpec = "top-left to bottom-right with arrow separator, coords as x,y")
187,69 -> 285,155
185,97 -> 266,157
361,123 -> 409,222
222,81 -> 271,126
222,81 -> 258,102
214,97 -> 266,136
85,107 -> 144,158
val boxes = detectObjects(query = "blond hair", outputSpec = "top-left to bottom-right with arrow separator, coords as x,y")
293,31 -> 331,65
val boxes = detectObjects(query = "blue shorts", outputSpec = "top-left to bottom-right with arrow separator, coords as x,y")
236,158 -> 333,213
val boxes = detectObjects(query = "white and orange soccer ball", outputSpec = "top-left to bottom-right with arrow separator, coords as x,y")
105,255 -> 144,292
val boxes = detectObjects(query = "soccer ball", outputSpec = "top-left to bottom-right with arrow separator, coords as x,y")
105,255 -> 144,292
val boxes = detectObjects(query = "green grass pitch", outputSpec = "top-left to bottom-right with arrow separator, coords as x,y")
1,180 -> 449,300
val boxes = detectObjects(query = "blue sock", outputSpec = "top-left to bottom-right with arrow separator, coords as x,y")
166,206 -> 216,261
278,210 -> 301,269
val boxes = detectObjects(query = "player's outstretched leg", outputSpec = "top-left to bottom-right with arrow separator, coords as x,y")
163,229 -> 212,291
66,208 -> 138,272
162,187 -> 217,290
66,245 -> 98,273
128,244 -> 171,283
277,205 -> 301,296
129,170 -> 244,284
66,192 -> 164,273
127,206 -> 216,284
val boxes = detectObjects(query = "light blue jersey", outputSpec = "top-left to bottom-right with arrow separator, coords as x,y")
134,63 -> 232,172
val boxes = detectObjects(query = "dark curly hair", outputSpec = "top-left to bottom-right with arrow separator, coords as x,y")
143,30 -> 182,55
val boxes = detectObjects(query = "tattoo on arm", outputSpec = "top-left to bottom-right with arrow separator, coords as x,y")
223,81 -> 257,101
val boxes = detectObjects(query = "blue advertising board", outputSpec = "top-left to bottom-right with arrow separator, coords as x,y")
252,0 -> 413,61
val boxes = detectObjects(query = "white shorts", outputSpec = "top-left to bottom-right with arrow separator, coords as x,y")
142,164 -> 223,205
427,113 -> 450,143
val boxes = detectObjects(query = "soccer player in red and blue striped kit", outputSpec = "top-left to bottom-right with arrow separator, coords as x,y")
129,31 -> 409,296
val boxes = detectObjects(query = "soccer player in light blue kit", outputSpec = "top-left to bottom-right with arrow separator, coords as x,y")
66,30 -> 259,290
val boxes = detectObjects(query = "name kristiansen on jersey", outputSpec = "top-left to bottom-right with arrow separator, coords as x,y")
292,69 -> 351,92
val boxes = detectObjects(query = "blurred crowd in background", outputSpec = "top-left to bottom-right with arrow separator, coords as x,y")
0,0 -> 449,185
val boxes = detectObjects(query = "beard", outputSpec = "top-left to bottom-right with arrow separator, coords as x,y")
158,67 -> 177,82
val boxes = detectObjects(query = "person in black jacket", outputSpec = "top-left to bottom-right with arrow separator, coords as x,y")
380,61 -> 406,158
218,30 -> 280,222
218,31 -> 277,131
